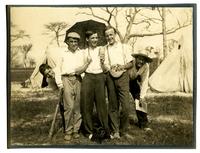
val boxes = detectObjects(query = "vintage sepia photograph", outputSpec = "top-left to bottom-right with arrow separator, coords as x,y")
7,4 -> 195,148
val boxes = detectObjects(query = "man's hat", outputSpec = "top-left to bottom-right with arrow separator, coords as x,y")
64,32 -> 80,44
132,50 -> 153,63
67,32 -> 80,39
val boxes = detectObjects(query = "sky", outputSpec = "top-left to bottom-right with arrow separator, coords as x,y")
10,7 -> 93,61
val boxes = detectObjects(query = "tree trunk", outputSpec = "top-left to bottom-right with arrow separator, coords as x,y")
56,32 -> 60,47
124,8 -> 137,44
162,8 -> 168,59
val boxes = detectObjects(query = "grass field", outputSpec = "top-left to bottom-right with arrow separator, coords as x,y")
8,82 -> 194,148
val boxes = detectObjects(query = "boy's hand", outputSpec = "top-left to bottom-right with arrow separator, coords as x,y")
116,65 -> 125,71
58,86 -> 64,96
135,99 -> 142,107
87,56 -> 92,64
99,54 -> 105,64
139,98 -> 145,107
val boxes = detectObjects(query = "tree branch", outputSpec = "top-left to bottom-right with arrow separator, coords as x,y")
89,8 -> 109,23
128,22 -> 192,39
113,8 -> 119,30
167,9 -> 181,27
138,13 -> 162,23
124,8 -> 141,43
132,19 -> 151,25
11,34 -> 30,42
106,9 -> 112,25
100,8 -> 109,13
157,7 -> 163,18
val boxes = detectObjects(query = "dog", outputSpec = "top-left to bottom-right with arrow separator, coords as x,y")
91,127 -> 111,144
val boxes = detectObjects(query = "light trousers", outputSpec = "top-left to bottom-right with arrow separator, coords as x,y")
62,75 -> 82,134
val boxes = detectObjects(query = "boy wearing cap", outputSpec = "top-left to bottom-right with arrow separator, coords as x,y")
55,32 -> 92,141
129,51 -> 153,131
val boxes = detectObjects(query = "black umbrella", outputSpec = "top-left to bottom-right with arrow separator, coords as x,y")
64,20 -> 107,49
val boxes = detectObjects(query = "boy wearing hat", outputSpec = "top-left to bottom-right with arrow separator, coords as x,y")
129,50 -> 153,131
55,31 -> 92,141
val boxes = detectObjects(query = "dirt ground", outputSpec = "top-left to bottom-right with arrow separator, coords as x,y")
8,82 -> 194,148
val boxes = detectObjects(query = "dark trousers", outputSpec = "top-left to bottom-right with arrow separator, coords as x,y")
81,73 -> 108,135
129,78 -> 148,128
106,71 -> 130,134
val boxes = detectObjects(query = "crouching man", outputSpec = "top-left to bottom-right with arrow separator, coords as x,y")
39,64 -> 58,89
129,50 -> 153,131
39,63 -> 65,134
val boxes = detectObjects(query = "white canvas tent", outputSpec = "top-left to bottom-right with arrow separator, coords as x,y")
148,37 -> 193,93
25,44 -> 66,88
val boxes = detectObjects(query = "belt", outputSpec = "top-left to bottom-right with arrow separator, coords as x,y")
62,74 -> 77,77
85,72 -> 104,75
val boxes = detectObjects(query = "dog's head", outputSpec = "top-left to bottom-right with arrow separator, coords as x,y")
91,127 -> 111,143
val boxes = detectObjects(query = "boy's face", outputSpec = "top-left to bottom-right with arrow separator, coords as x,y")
135,56 -> 146,68
67,37 -> 79,52
44,68 -> 55,78
87,33 -> 98,48
105,28 -> 116,45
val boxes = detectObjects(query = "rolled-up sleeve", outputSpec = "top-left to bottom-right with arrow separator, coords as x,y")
53,56 -> 63,88
139,64 -> 149,99
124,44 -> 133,64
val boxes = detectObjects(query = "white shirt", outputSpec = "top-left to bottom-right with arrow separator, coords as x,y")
83,46 -> 104,74
61,49 -> 84,75
105,42 -> 133,66
54,48 -> 85,88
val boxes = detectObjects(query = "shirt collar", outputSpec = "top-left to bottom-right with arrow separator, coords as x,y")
88,46 -> 99,51
107,41 -> 119,48
65,48 -> 80,53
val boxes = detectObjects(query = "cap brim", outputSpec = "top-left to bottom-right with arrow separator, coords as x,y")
132,53 -> 153,63
64,36 -> 80,43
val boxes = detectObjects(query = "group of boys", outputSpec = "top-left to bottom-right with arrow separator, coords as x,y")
39,26 -> 152,142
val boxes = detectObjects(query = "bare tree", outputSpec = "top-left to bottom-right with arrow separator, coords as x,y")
11,46 -> 22,67
43,22 -> 68,47
21,44 -> 33,68
127,8 -> 192,41
78,7 -> 192,46
11,23 -> 32,68
11,22 -> 30,42
29,58 -> 36,68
